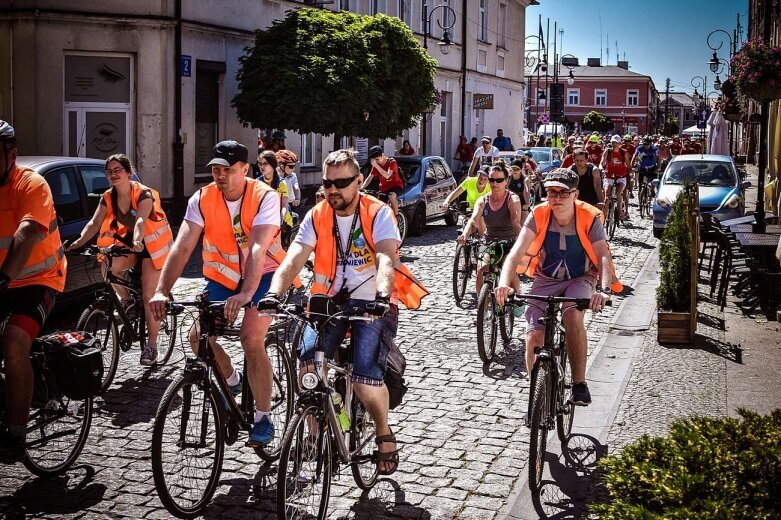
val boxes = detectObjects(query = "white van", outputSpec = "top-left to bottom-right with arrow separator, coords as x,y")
535,123 -> 566,140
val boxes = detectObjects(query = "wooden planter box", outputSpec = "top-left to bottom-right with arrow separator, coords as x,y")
658,311 -> 694,344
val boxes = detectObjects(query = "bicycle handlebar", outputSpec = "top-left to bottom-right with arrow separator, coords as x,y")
508,293 -> 612,311
79,244 -> 133,258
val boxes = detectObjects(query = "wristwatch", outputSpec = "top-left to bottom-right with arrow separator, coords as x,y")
601,287 -> 612,295
133,241 -> 144,252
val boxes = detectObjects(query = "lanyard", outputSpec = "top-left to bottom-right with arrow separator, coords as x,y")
333,196 -> 361,284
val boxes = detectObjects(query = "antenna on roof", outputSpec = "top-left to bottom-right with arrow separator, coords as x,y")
606,33 -> 609,65
598,11 -> 603,64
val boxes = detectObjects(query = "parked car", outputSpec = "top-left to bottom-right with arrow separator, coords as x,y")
518,147 -> 564,176
16,156 -> 113,304
651,154 -> 750,238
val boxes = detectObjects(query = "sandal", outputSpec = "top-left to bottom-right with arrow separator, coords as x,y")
374,430 -> 400,476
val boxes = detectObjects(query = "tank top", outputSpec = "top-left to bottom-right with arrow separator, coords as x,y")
483,193 -> 517,241
571,164 -> 599,206
507,173 -> 526,206
605,148 -> 628,178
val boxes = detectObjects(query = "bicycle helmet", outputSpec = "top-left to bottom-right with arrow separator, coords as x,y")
611,135 -> 622,143
588,135 -> 599,143
623,134 -> 632,141
0,120 -> 14,141
276,149 -> 298,165
523,150 -> 533,157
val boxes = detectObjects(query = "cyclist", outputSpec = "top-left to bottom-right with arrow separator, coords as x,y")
468,136 -> 500,176
523,149 -> 539,173
633,137 -> 660,198
149,140 -> 291,447
657,137 -> 671,171
622,134 -> 637,204
0,120 -> 67,462
494,168 -> 621,406
508,159 -> 532,223
361,145 -> 404,217
65,153 -> 173,365
669,136 -> 684,157
441,164 -> 491,213
457,161 -> 523,295
601,135 -> 631,220
453,135 -> 474,177
585,134 -> 603,166
257,150 -> 294,231
570,148 -> 604,209
277,150 -> 301,208
260,148 -> 429,475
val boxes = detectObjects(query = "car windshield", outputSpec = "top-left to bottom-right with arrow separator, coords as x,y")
394,158 -> 422,185
525,149 -> 551,164
664,161 -> 736,186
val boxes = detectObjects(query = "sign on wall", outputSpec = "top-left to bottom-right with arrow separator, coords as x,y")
473,93 -> 494,110
65,55 -> 131,103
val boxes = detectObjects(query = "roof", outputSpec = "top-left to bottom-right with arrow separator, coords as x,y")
661,92 -> 695,107
16,156 -> 106,171
569,65 -> 652,79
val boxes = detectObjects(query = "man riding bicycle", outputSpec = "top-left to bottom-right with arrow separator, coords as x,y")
0,120 -> 67,463
259,148 -> 428,476
149,140 -> 292,447
440,165 -> 491,222
494,169 -> 622,406
633,137 -> 660,196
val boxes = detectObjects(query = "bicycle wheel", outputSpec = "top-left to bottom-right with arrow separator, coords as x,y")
555,336 -> 575,443
77,306 -> 119,394
350,398 -> 378,490
152,372 -> 224,519
156,312 -> 179,365
277,404 -> 332,520
254,340 -> 294,462
476,284 -> 498,364
452,244 -> 470,305
499,304 -> 515,344
24,363 -> 93,477
607,200 -> 618,240
528,362 -> 551,495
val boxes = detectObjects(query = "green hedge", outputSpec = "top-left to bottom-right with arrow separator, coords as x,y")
591,409 -> 781,519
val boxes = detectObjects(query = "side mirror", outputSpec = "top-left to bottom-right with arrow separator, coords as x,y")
741,180 -> 752,190
650,179 -> 660,189
551,160 -> 562,167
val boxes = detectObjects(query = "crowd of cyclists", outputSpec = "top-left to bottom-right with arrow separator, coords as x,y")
1,114 -> 670,515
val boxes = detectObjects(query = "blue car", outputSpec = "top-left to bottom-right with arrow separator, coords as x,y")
395,155 -> 458,235
518,147 -> 564,176
651,154 -> 750,238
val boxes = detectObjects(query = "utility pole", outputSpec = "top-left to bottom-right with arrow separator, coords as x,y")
664,78 -> 671,136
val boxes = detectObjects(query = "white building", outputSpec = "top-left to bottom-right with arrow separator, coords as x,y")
0,0 -> 533,204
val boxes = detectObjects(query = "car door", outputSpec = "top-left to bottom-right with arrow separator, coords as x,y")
430,158 -> 450,217
422,159 -> 439,217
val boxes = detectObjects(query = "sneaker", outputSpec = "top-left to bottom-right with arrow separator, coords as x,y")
229,370 -> 243,397
0,430 -> 25,464
570,382 -> 592,406
140,345 -> 158,366
246,416 -> 274,447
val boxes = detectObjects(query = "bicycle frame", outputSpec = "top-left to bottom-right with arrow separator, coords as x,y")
90,250 -> 146,344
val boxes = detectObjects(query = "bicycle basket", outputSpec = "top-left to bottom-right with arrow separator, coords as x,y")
41,331 -> 104,400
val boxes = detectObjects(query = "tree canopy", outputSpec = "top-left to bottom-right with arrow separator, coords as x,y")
581,110 -> 614,132
233,8 -> 438,139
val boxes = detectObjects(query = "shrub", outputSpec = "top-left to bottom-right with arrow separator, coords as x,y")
656,184 -> 693,312
591,409 -> 781,519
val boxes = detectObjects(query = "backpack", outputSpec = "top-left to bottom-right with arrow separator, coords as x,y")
41,331 -> 104,400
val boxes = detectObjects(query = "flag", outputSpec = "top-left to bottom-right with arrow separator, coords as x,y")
539,21 -> 545,50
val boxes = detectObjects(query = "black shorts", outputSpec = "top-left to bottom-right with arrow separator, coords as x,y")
638,167 -> 657,185
382,187 -> 403,197
0,285 -> 57,339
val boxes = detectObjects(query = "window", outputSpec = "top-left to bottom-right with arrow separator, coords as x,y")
44,167 -> 83,225
370,0 -> 386,15
537,87 -> 548,103
595,89 -> 607,106
478,0 -> 488,41
440,5 -> 455,39
497,54 -> 505,72
195,60 -> 226,183
567,89 -> 580,106
398,0 -> 413,25
78,165 -> 111,214
431,159 -> 448,181
627,89 -> 639,106
300,133 -> 317,166
341,0 -> 350,11
478,49 -> 487,67
498,2 -> 507,48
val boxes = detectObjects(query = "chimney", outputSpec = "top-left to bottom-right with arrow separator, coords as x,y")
587,58 -> 601,67
617,60 -> 629,70
561,56 -> 579,67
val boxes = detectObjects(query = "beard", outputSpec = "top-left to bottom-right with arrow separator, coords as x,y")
327,192 -> 354,211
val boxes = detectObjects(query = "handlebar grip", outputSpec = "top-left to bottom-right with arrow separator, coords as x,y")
166,302 -> 185,316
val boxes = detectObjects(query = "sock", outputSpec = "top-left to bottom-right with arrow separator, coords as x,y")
9,424 -> 25,441
145,342 -> 157,350
254,410 -> 271,423
226,369 -> 240,387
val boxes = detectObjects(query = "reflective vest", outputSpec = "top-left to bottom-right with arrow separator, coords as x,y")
199,178 -> 297,290
310,195 -> 429,310
0,166 -> 66,292
97,181 -> 173,270
518,200 -> 623,293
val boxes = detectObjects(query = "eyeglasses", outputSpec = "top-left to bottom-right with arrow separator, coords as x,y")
322,175 -> 358,189
546,190 -> 574,199
258,161 -> 270,167
104,167 -> 124,176
488,177 -> 506,184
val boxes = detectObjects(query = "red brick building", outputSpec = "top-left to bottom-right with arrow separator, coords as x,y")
527,58 -> 660,136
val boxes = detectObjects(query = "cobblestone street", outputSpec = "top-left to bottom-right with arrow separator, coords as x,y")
1,211 -> 657,519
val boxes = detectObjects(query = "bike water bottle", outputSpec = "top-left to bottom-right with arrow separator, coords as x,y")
331,392 -> 351,432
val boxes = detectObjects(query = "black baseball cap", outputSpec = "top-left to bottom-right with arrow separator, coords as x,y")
368,145 -> 383,159
543,168 -> 579,190
207,140 -> 248,167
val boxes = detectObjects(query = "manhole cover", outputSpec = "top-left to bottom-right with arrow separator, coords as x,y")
428,338 -> 472,353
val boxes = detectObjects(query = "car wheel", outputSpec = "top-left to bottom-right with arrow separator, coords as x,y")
409,206 -> 426,236
444,209 -> 458,226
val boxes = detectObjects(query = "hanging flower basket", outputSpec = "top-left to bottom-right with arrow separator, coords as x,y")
730,38 -> 781,102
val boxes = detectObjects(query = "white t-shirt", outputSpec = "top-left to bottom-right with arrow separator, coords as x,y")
184,188 -> 281,274
474,145 -> 500,167
283,173 -> 300,200
296,203 -> 400,301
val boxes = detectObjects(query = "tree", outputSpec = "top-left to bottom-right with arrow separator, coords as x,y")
581,111 -> 614,132
665,116 -> 680,136
233,9 -> 438,139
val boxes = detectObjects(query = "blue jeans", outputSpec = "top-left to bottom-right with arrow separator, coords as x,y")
298,299 -> 398,385
204,272 -> 274,304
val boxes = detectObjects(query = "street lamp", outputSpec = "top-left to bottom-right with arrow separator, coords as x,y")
525,34 -> 546,131
707,29 -> 736,59
422,1 -> 456,55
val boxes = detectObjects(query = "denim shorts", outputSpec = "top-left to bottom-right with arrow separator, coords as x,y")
524,275 -> 595,332
204,272 -> 274,304
297,299 -> 398,386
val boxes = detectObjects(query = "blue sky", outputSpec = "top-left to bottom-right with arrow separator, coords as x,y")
524,0 -> 748,96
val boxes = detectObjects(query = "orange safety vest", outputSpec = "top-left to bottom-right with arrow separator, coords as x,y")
310,195 -> 429,310
199,178 -> 299,291
0,166 -> 66,292
518,200 -> 623,293
97,181 -> 173,270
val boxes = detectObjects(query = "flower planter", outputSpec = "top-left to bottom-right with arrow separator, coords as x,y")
657,311 -> 694,344
742,83 -> 781,103
724,112 -> 742,122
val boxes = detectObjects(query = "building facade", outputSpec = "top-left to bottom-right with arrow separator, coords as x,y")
0,0 -> 532,204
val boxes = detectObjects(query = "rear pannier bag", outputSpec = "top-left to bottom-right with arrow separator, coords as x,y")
42,331 -> 104,400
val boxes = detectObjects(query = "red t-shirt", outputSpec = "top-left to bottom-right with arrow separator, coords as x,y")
371,158 -> 404,192
669,143 -> 683,155
562,154 -> 574,169
622,143 -> 636,159
585,144 -> 603,165
605,148 -> 628,178
455,143 -> 474,162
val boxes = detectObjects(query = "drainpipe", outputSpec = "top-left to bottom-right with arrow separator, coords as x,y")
172,0 -> 185,220
459,0 -> 467,138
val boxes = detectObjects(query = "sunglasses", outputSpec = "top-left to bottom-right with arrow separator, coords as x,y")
322,175 -> 358,189
104,167 -> 124,176
283,163 -> 296,168
546,190 -> 574,199
488,177 -> 506,183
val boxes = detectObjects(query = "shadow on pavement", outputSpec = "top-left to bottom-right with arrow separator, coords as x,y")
697,310 -> 726,331
203,462 -> 278,519
340,478 -> 432,519
482,340 -> 527,381
665,334 -> 743,364
0,464 -> 106,518
95,373 -> 174,427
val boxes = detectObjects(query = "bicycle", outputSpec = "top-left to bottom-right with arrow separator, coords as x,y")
637,168 -> 656,219
476,239 -> 516,364
76,245 -> 180,393
506,293 -> 610,516
603,194 -> 620,241
0,323 -> 94,477
362,189 -> 407,246
150,293 -> 294,518
274,296 -> 386,519
450,202 -> 479,306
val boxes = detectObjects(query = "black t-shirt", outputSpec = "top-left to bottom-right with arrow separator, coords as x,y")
507,175 -> 526,206
101,188 -> 153,230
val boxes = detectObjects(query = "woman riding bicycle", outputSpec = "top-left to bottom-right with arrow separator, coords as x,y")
457,161 -> 523,295
508,159 -> 532,224
66,153 -> 173,366
257,150 -> 294,231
